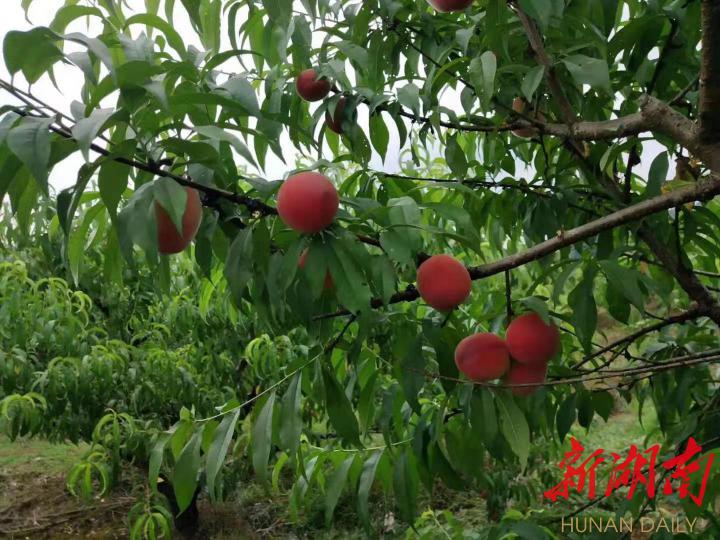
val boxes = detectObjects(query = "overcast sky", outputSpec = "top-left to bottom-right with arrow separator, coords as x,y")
0,1 -> 670,195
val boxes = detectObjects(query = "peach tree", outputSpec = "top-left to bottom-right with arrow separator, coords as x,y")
1,0 -> 720,536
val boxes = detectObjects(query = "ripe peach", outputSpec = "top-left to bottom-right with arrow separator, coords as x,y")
416,254 -> 472,311
296,69 -> 331,102
277,172 -> 339,234
298,248 -> 334,289
155,187 -> 202,254
325,97 -> 347,134
454,333 -> 510,382
506,312 -> 560,366
428,0 -> 473,12
504,361 -> 547,397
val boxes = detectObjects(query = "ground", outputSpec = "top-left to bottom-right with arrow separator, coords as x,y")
0,399 -> 693,540
0,438 -> 131,539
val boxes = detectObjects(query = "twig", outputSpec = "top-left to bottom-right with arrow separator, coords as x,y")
572,307 -> 707,371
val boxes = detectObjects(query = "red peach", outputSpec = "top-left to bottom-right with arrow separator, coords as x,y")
277,172 -> 339,234
296,69 -> 331,102
504,362 -> 547,397
325,97 -> 347,134
506,312 -> 560,366
155,187 -> 202,254
416,254 -> 472,311
454,333 -> 510,382
428,0 -> 473,12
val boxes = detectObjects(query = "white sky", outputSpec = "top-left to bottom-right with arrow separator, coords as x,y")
0,1 -> 671,196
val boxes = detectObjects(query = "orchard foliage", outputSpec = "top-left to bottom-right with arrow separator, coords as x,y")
1,0 -> 720,537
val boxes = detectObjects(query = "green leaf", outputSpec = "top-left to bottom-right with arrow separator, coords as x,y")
393,449 -> 418,524
195,125 -> 257,168
279,372 -> 303,455
148,433 -> 170,493
71,108 -> 114,162
68,202 -> 103,284
322,364 -> 361,447
568,272 -> 597,352
324,455 -> 355,527
592,391 -> 614,421
645,151 -> 668,198
470,389 -> 498,443
173,432 -> 201,514
98,159 -> 128,218
357,450 -> 383,532
263,0 -> 292,29
397,84 -> 420,114
50,5 -> 104,34
125,14 -> 187,58
206,408 -> 240,501
445,134 -> 468,178
219,77 -> 261,116
562,55 -> 611,92
251,391 -> 276,488
556,394 -> 577,441
399,338 -> 424,413
7,117 -> 53,194
153,178 -> 188,235
3,28 -> 64,83
598,260 -> 645,311
518,0 -> 552,30
577,390 -> 594,428
475,51 -> 497,104
522,65 -> 545,102
369,114 -> 389,162
496,393 -> 530,469
224,229 -> 254,305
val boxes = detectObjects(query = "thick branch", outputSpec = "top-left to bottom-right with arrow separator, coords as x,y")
315,175 -> 720,319
512,3 -> 577,127
466,175 -> 720,279
700,0 -> 720,146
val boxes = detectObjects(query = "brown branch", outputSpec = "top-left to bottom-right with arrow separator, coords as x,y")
1,100 -> 278,217
465,176 -> 720,279
511,3 -> 577,129
571,307 -> 708,371
509,6 -> 720,326
423,349 -> 720,390
699,0 -> 720,149
315,175 -> 720,319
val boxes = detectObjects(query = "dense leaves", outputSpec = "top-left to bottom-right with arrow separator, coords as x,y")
1,0 -> 719,537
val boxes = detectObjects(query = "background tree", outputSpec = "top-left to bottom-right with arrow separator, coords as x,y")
1,0 -> 719,537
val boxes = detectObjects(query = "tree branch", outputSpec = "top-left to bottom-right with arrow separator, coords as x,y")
572,307 -> 708,371
315,175 -> 720,319
699,0 -> 720,148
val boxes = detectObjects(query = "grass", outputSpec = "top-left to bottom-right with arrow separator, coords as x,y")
0,435 -> 88,475
0,400 -> 665,539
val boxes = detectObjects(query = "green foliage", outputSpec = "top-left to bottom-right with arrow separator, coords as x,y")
0,0 -> 719,536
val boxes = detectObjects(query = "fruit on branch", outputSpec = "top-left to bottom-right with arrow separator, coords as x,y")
299,248 -> 334,289
504,361 -> 547,397
416,254 -> 472,311
427,0 -> 473,13
511,97 -> 545,138
505,312 -> 560,366
325,97 -> 347,134
155,187 -> 202,254
277,172 -> 339,233
454,333 -> 510,382
296,68 -> 331,102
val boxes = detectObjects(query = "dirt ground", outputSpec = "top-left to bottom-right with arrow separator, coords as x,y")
0,438 -> 132,539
